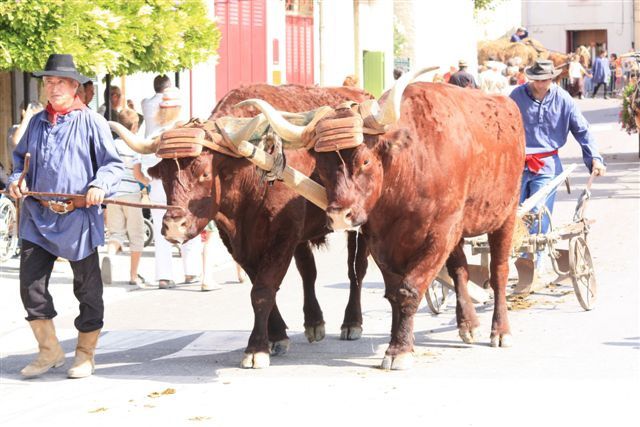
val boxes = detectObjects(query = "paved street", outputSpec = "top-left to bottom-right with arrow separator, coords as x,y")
1,97 -> 638,426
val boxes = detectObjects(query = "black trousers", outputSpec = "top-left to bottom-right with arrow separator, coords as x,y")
20,240 -> 104,332
592,82 -> 608,98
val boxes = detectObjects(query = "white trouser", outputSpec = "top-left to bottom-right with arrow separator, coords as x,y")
149,179 -> 202,282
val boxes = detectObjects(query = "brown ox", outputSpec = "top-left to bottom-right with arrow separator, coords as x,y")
249,77 -> 525,370
114,84 -> 374,368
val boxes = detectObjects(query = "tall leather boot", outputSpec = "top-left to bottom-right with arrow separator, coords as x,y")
20,319 -> 66,378
67,329 -> 101,379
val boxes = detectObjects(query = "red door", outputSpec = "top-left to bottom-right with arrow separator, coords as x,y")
215,0 -> 267,99
286,14 -> 314,85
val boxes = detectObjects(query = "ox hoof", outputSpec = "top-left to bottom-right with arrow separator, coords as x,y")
340,326 -> 363,341
269,338 -> 291,356
304,324 -> 326,343
240,352 -> 270,369
490,333 -> 513,348
380,353 -> 414,371
459,328 -> 477,344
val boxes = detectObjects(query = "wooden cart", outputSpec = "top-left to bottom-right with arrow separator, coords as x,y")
426,164 -> 598,313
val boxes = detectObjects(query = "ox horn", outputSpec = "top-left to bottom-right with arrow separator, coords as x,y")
233,99 -> 311,147
371,65 -> 440,126
108,121 -> 160,154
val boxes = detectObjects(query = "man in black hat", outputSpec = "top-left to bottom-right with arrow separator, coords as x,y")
7,54 -> 123,379
509,59 -> 606,271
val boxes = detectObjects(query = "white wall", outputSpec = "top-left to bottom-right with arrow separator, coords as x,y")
397,0 -> 478,81
267,0 -> 286,85
358,0 -> 395,90
522,0 -> 634,55
315,0 -> 356,86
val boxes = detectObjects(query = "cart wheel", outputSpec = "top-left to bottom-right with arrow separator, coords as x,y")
569,236 -> 597,310
0,198 -> 19,262
426,278 -> 451,314
143,218 -> 154,247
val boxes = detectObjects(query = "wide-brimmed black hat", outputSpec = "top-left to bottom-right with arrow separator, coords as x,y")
32,54 -> 90,84
524,59 -> 562,81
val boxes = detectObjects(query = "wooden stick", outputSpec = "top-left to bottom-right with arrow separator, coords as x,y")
235,140 -> 329,210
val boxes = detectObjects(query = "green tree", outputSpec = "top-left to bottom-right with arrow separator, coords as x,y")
0,0 -> 220,76
474,0 -> 502,11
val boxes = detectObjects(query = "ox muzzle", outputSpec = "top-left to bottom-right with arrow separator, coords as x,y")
162,215 -> 190,244
326,206 -> 363,231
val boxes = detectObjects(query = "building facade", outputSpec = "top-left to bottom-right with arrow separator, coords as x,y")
522,0 -> 634,58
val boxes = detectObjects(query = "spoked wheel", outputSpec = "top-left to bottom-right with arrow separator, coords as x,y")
0,198 -> 19,262
569,236 -> 597,311
426,278 -> 451,314
143,218 -> 154,247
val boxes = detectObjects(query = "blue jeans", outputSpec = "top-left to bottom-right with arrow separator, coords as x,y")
520,170 -> 557,269
520,169 -> 557,234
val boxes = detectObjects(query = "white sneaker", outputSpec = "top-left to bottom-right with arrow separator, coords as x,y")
201,281 -> 222,292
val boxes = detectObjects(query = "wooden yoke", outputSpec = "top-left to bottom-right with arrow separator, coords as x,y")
235,140 -> 328,210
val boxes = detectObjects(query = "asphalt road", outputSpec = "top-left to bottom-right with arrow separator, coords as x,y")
1,97 -> 638,427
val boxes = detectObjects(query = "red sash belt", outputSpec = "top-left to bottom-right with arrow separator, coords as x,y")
525,149 -> 558,173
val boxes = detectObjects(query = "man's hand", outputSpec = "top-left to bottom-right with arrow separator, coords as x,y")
592,159 -> 606,177
8,180 -> 28,199
86,187 -> 105,207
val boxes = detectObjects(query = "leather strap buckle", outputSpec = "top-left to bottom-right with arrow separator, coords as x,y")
47,200 -> 74,214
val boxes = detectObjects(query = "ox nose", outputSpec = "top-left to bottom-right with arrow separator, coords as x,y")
326,207 -> 354,231
163,217 -> 188,243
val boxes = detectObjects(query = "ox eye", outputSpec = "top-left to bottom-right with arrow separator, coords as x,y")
198,172 -> 211,182
363,159 -> 370,166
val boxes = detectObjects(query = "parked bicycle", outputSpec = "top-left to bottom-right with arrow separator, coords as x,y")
0,195 -> 19,262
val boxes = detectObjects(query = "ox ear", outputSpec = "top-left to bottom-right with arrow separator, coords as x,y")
147,163 -> 162,180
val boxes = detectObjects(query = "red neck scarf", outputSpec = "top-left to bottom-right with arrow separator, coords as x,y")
46,96 -> 86,125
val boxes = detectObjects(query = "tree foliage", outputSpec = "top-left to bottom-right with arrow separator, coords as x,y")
0,0 -> 220,76
474,0 -> 502,11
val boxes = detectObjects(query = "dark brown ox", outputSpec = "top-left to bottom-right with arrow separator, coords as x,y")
133,84 -> 374,368
251,79 -> 525,370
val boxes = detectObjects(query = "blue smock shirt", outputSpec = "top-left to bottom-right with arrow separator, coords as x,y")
8,108 -> 124,261
509,83 -> 603,175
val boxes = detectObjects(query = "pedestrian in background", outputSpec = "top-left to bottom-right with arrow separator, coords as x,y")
141,87 -> 202,289
568,54 -> 591,99
448,59 -> 478,89
591,48 -> 611,99
510,26 -> 528,43
509,59 -> 606,271
98,85 -> 123,120
141,74 -> 172,138
102,108 -> 149,287
82,80 -> 95,106
8,53 -> 123,379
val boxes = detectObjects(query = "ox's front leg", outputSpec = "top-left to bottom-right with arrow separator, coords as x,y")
382,279 -> 420,370
341,231 -> 368,340
267,303 -> 291,355
487,220 -> 515,348
446,241 -> 480,344
242,285 -> 283,369
293,242 -> 325,343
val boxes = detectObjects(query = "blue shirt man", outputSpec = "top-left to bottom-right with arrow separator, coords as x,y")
8,54 -> 123,380
510,27 -> 528,43
591,50 -> 611,98
509,59 -> 606,268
